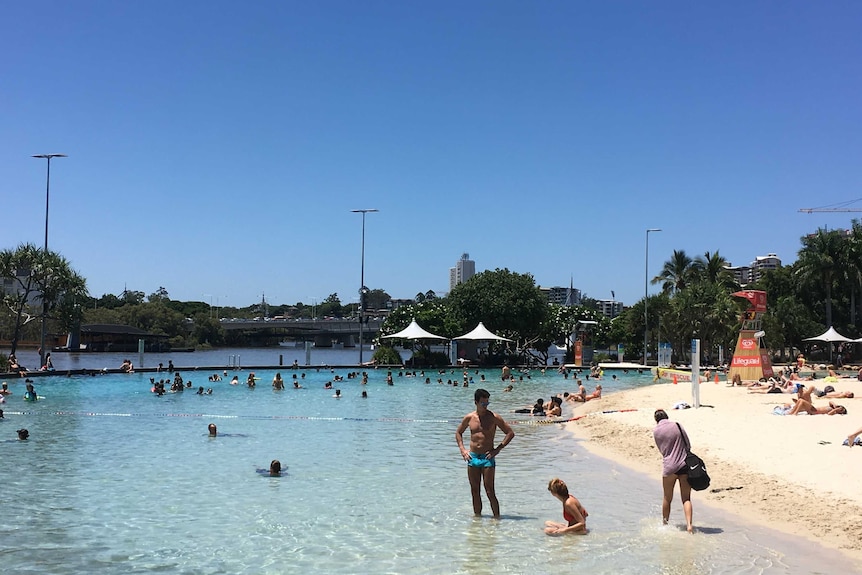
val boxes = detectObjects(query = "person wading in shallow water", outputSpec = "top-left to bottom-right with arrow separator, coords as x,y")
455,388 -> 515,518
653,409 -> 694,533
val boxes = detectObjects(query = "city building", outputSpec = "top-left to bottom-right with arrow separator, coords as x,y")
449,253 -> 475,291
750,253 -> 781,283
596,299 -> 624,319
539,285 -> 582,306
725,253 -> 781,286
725,264 -> 751,286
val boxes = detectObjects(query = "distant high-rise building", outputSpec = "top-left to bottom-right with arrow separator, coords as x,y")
750,253 -> 781,283
539,285 -> 582,306
725,264 -> 751,286
725,253 -> 781,286
449,253 -> 476,290
596,299 -> 624,319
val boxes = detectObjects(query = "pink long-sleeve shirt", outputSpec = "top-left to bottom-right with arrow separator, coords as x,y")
653,419 -> 690,477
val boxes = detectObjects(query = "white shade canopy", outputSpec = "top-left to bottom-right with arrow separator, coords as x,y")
804,326 -> 852,343
453,322 -> 511,341
380,319 -> 447,340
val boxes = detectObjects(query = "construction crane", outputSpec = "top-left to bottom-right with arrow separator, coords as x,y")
799,198 -> 862,213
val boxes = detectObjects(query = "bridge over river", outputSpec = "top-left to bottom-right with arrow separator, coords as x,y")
218,318 -> 384,347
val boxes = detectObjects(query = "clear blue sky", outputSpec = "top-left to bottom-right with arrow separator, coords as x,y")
4,2 -> 861,310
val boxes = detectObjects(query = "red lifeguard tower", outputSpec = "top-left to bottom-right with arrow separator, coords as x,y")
728,290 -> 775,382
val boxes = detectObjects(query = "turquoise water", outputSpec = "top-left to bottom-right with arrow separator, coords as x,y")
1,367 -> 857,574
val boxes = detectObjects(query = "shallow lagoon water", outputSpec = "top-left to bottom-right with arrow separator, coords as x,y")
2,364 -> 858,574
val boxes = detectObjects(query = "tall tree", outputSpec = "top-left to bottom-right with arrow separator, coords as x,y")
652,250 -> 695,294
447,268 -> 548,346
796,228 -> 844,328
842,220 -> 862,326
0,244 -> 88,355
693,251 -> 738,290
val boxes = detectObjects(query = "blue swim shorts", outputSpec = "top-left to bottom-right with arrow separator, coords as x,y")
468,452 -> 496,468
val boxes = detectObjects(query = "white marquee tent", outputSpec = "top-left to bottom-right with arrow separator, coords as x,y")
380,319 -> 447,340
453,322 -> 511,342
803,326 -> 852,343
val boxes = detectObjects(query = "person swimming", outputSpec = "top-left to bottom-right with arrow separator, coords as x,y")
257,459 -> 285,477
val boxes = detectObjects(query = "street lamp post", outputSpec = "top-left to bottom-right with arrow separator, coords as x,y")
32,153 -> 67,369
352,209 -> 378,366
203,294 -> 214,319
644,228 -> 661,366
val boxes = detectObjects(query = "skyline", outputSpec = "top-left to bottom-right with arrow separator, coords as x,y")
4,2 -> 861,309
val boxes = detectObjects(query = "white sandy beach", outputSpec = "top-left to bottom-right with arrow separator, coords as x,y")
564,377 -> 862,563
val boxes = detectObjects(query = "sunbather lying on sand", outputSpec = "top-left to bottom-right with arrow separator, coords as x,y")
796,385 -> 855,401
748,378 -> 796,394
786,399 -> 847,416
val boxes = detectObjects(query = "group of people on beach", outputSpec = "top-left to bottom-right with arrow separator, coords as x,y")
731,363 -> 853,416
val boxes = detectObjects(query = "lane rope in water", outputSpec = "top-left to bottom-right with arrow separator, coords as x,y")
0,408 -> 639,425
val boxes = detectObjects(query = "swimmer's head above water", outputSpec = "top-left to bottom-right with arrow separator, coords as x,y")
208,423 -> 217,437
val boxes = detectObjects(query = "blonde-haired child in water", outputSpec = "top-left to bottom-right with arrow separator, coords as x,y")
545,478 -> 588,535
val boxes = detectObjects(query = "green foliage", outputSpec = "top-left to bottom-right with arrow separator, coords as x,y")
380,299 -> 459,340
526,304 -> 612,364
94,293 -> 124,309
165,299 -> 209,318
372,345 -> 403,365
318,293 -> 343,318
652,249 -> 695,294
365,288 -> 391,312
122,290 -> 146,305
448,269 -> 548,344
795,228 -> 845,329
410,348 -> 449,368
148,287 -> 170,303
192,314 -> 225,346
0,243 -> 88,355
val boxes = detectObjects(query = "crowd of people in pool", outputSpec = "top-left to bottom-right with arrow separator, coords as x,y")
12,355 -> 861,537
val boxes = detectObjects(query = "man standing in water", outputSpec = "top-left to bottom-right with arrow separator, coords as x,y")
455,388 -> 515,518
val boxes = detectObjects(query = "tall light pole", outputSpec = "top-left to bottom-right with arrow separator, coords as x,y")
644,228 -> 661,366
352,209 -> 378,366
203,294 -> 214,319
32,153 -> 67,369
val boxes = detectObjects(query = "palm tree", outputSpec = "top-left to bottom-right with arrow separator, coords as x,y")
693,251 -> 738,291
842,220 -> 862,326
796,228 -> 845,328
652,250 -> 695,294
